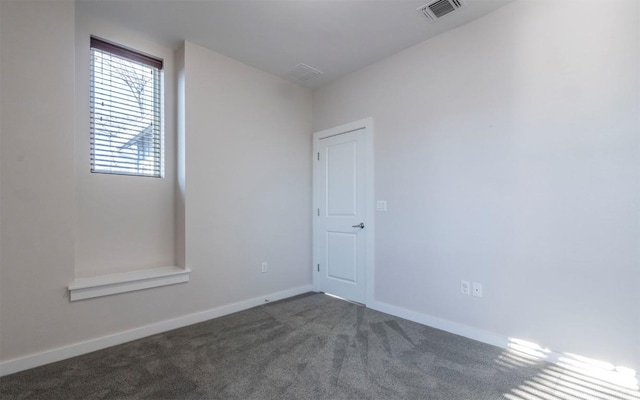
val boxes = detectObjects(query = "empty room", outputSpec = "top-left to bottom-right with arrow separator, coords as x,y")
1,0 -> 639,398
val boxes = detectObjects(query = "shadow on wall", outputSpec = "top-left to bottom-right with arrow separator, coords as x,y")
497,338 -> 639,400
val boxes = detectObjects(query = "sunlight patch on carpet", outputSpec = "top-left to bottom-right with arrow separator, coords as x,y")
500,338 -> 639,400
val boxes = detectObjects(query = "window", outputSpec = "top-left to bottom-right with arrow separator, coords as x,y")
90,37 -> 164,177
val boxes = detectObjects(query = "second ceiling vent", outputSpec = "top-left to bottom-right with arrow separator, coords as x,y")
417,0 -> 463,21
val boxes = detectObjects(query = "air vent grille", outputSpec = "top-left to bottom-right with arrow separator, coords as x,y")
286,63 -> 323,83
417,0 -> 463,21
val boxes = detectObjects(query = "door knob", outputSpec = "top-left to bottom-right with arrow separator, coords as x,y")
352,223 -> 365,229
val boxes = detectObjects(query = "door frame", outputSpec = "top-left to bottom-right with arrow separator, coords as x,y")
312,118 -> 375,306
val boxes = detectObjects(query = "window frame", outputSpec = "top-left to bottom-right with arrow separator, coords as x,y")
89,36 -> 165,178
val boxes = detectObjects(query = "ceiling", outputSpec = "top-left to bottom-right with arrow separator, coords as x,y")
76,0 -> 515,89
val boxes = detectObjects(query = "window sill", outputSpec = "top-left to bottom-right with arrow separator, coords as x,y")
68,266 -> 191,301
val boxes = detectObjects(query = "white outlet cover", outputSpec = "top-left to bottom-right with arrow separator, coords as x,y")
473,282 -> 483,297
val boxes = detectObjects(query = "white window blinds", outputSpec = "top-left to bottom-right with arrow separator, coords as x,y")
90,37 -> 164,177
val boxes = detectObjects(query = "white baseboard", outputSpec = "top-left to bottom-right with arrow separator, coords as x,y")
368,300 -> 510,350
368,299 -> 639,389
0,285 -> 313,377
369,300 -> 567,361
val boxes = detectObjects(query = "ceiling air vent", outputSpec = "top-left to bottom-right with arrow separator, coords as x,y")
417,0 -> 463,21
286,63 -> 323,83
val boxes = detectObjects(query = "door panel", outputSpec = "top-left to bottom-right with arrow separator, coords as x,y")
327,141 -> 357,216
326,232 -> 357,282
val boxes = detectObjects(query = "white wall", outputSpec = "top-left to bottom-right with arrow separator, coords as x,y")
313,0 -> 640,370
74,15 -> 178,278
182,41 -> 313,308
1,0 -> 77,362
0,2 -> 312,367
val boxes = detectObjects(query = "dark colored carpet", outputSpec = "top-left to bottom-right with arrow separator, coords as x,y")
1,293 -> 638,399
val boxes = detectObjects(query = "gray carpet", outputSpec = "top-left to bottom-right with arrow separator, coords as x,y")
1,293 -> 638,399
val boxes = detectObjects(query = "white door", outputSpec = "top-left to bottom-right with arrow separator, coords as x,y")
313,120 -> 372,304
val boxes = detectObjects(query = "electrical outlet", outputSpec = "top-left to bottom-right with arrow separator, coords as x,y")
473,282 -> 483,297
261,262 -> 268,273
461,280 -> 470,295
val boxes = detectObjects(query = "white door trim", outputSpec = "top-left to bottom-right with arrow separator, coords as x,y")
312,118 -> 374,306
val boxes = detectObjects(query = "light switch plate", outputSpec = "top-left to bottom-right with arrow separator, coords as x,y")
376,200 -> 387,212
461,280 -> 470,295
